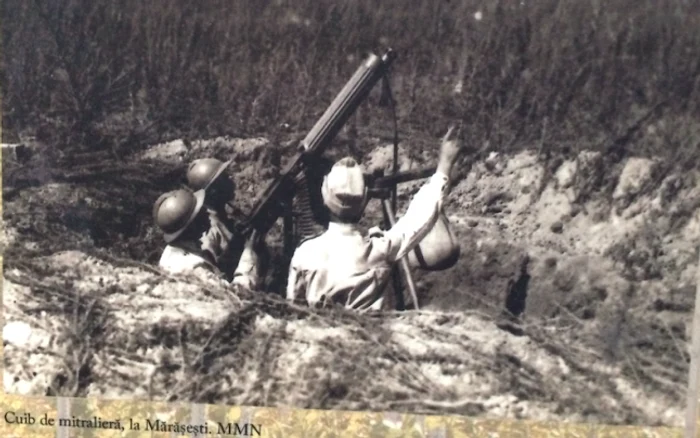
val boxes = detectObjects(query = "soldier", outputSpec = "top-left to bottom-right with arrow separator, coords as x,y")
186,158 -> 239,225
152,188 -> 262,290
186,157 -> 269,283
286,127 -> 464,311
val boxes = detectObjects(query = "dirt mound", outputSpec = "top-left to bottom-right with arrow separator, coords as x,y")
2,137 -> 694,427
409,150 -> 694,428
2,250 -> 682,426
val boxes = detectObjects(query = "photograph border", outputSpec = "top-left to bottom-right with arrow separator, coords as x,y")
2,3 -> 700,434
0,387 -> 694,437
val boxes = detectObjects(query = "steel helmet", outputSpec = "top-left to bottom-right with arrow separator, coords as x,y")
153,189 -> 206,243
187,158 -> 233,191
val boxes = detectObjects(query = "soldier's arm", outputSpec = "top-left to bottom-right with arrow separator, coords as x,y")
378,171 -> 449,262
232,240 -> 260,290
370,126 -> 461,263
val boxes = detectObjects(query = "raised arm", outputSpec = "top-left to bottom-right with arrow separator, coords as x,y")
382,172 -> 449,261
373,126 -> 463,263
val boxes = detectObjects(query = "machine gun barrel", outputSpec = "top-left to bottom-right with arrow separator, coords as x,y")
367,166 -> 436,188
301,50 -> 397,153
240,49 -> 398,238
365,166 -> 436,199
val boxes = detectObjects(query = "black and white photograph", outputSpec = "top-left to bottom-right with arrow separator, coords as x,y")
2,0 -> 699,428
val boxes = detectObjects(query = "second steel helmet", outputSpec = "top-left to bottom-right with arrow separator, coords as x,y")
187,158 -> 233,192
153,189 -> 206,243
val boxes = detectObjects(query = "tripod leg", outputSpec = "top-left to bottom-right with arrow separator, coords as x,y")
382,201 -> 405,311
382,199 -> 421,310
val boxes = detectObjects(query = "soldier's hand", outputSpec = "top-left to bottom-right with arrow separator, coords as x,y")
437,125 -> 464,177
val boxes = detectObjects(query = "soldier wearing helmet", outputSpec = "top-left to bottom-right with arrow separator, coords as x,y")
187,158 -> 238,242
153,188 -> 262,290
186,158 -> 239,222
286,127 -> 464,311
186,157 -> 269,281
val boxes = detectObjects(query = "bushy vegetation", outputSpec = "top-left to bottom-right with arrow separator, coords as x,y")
3,0 -> 700,166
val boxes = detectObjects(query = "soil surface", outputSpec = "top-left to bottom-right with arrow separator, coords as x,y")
2,136 -> 695,427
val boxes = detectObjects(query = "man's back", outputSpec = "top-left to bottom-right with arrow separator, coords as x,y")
287,223 -> 394,311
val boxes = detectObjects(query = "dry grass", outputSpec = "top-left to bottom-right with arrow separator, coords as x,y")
2,250 -> 682,425
3,0 -> 700,173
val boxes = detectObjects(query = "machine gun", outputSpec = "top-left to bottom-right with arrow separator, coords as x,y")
365,166 -> 437,200
237,49 -> 397,256
239,48 -> 458,310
